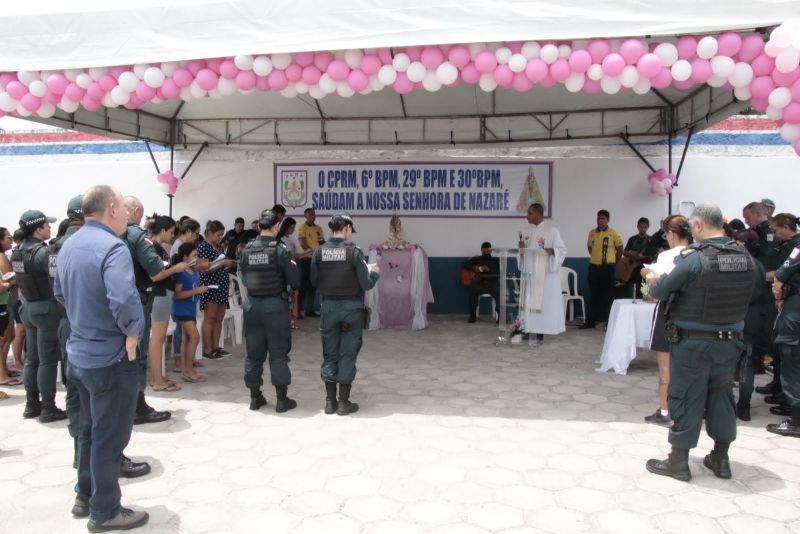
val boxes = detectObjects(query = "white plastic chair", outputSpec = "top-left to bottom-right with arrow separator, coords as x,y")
476,293 -> 498,320
560,267 -> 586,324
225,274 -> 246,345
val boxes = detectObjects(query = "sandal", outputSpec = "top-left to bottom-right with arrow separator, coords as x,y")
151,382 -> 182,392
7,370 -> 20,377
0,378 -> 22,386
193,361 -> 204,367
181,374 -> 207,383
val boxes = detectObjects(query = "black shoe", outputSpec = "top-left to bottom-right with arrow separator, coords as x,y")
337,399 -> 359,416
467,316 -> 477,323
770,405 -> 792,416
213,347 -> 230,357
766,419 -> 800,437
133,407 -> 172,425
646,457 -> 691,482
39,398 -> 68,423
736,403 -> 751,422
249,393 -> 267,411
703,452 -> 732,479
644,410 -> 673,427
756,381 -> 779,394
765,393 -> 786,405
324,398 -> 338,415
578,323 -> 596,330
87,508 -> 149,533
203,351 -> 224,360
120,455 -> 151,478
72,494 -> 89,518
306,312 -> 320,318
23,390 -> 41,419
275,398 -> 297,413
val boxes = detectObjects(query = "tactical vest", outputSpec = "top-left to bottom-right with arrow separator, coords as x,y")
670,241 -> 755,324
124,225 -> 155,296
315,242 -> 361,300
11,241 -> 54,301
241,239 -> 287,298
47,238 -> 67,316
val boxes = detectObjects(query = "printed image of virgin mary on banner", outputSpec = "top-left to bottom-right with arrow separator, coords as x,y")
516,167 -> 546,213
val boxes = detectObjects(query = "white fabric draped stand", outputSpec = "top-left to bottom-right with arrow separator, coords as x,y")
597,299 -> 656,375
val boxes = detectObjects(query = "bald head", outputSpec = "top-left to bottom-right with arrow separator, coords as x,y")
124,196 -> 144,225
83,185 -> 128,236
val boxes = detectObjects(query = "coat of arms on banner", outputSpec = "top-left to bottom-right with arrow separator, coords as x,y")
281,170 -> 307,208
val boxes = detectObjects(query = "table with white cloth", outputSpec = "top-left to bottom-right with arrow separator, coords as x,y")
365,246 -> 434,330
596,299 -> 656,375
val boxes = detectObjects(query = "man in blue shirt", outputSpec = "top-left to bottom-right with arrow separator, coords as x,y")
54,185 -> 149,532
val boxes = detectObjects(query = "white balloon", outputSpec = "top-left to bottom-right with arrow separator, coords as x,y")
58,96 -> 80,113
770,25 -> 793,48
64,69 -> 82,82
378,65 -> 397,86
308,86 -> 326,100
252,56 -> 273,76
696,36 -> 718,59
392,53 -> 411,72
587,64 -> 604,80
436,62 -> 459,85
478,73 -> 497,92
234,54 -> 254,70
508,54 -> 527,73
208,88 -> 222,99
151,97 -> 164,104
733,85 -> 752,100
423,71 -> 443,91
0,93 -> 18,112
369,74 -> 385,91
764,41 -> 782,58
37,102 -> 56,117
406,61 -> 427,83
780,122 -> 800,142
495,47 -> 512,65
102,93 -> 117,108
619,65 -> 640,87
670,59 -> 692,82
793,30 -> 800,50
730,63 -> 754,88
295,81 -> 309,94
160,62 -> 178,76
775,48 -> 800,74
336,82 -> 355,98
558,44 -> 572,58
344,49 -> 364,69
189,81 -> 207,99
707,74 -> 727,87
17,71 -> 39,85
358,86 -> 373,95
271,53 -> 292,70
218,77 -> 237,96
28,80 -> 46,97
540,44 -> 559,64
280,85 -> 299,98
766,104 -> 783,120
111,86 -> 130,105
117,72 -> 138,93
179,87 -> 194,101
318,73 -> 337,93
16,102 -> 32,117
39,71 -> 54,82
600,76 -> 622,94
76,73 -> 93,89
143,67 -> 165,88
521,41 -> 541,59
632,78 -> 652,95
564,73 -> 585,93
468,42 -> 487,57
131,65 -> 148,79
769,87 -> 792,108
654,43 -> 679,67
710,56 -> 735,79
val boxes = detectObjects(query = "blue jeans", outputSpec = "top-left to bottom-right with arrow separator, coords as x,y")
68,358 -> 139,522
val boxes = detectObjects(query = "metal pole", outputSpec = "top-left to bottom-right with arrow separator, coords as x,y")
143,140 -> 161,174
668,134 -> 673,215
179,142 -> 208,181
619,134 -> 656,172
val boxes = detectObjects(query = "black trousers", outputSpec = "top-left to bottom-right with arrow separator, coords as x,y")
587,264 -> 616,325
468,280 -> 499,316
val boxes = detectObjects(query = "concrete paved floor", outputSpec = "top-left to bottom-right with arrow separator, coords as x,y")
1,316 -> 800,533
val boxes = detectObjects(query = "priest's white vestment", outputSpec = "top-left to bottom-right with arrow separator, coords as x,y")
518,221 -> 568,335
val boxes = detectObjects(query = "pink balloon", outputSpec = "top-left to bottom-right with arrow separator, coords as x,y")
99,74 -> 117,92
6,81 -> 27,100
676,36 -> 697,60
0,73 -> 17,90
206,57 -> 223,74
739,35 -> 765,62
750,76 -> 775,99
493,65 -> 514,87
652,67 -> 673,89
195,68 -> 219,91
376,48 -> 393,63
540,74 -> 556,88
161,78 -> 180,99
475,51 -> 498,74
716,32 -> 742,57
549,59 -> 571,81
267,70 -> 288,90
512,72 -> 533,92
46,73 -> 69,95
791,79 -> 800,101
314,51 -> 334,71
187,60 -> 206,76
0,110 -> 4,118
285,64 -> 302,82
620,39 -> 645,64
302,65 -> 322,85
508,42 -> 522,54
653,168 -> 668,179
235,70 -> 256,91
525,59 -> 548,83
583,78 -> 601,94
749,97 -> 768,111
795,139 -> 800,157
751,53 -> 775,77
772,68 -> 800,88
690,58 -> 712,83
674,79 -> 695,91
135,81 -> 156,101
393,71 -> 414,94
65,83 -> 85,101
110,66 -> 128,79
568,49 -> 592,73
86,82 -> 105,101
327,60 -> 350,82
420,47 -> 444,70
255,76 -> 271,91
637,54 -> 662,79
448,45 -> 471,68
347,69 -> 369,92
461,63 -> 480,84
783,103 -> 800,124
588,39 -> 611,63
405,46 -> 422,62
219,59 -> 239,79
360,54 -> 382,75
156,88 -> 167,101
172,68 -> 194,88
294,52 -> 315,67
44,89 -> 61,104
602,53 -> 625,77
81,96 -> 101,112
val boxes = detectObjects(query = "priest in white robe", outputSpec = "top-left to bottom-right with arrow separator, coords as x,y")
517,203 -> 568,343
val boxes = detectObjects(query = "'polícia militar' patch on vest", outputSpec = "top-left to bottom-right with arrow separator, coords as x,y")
321,248 -> 347,262
12,260 -> 25,273
717,254 -> 748,272
48,255 -> 57,278
248,252 -> 271,265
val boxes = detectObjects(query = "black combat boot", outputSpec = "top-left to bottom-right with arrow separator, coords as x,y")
767,406 -> 800,438
337,383 -> 359,416
249,387 -> 267,411
703,442 -> 732,479
39,395 -> 68,423
22,390 -> 41,419
646,446 -> 691,482
324,382 -> 338,414
133,392 -> 171,425
275,385 -> 297,413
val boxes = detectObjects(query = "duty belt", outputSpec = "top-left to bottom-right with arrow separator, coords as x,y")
679,329 -> 743,341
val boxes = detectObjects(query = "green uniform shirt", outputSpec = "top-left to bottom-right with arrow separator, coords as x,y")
124,223 -> 164,292
238,235 -> 301,312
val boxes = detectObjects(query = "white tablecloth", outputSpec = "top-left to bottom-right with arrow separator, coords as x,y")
597,299 -> 656,375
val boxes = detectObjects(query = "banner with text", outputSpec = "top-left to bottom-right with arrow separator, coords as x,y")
275,161 -> 553,218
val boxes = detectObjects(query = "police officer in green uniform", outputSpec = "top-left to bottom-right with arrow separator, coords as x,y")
239,209 -> 301,412
645,204 -> 757,481
12,209 -> 67,423
310,213 -> 380,416
123,196 -> 187,425
769,233 -> 800,437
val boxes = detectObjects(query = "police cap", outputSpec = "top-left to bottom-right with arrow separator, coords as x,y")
19,210 -> 56,230
761,198 -> 776,209
329,212 -> 356,233
67,195 -> 84,219
258,209 -> 280,229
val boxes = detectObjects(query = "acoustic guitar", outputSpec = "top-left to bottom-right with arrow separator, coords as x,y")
616,256 -> 639,283
460,269 -> 477,288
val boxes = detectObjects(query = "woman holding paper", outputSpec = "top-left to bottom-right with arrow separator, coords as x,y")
641,215 -> 691,427
198,220 -> 236,359
148,216 -> 181,391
